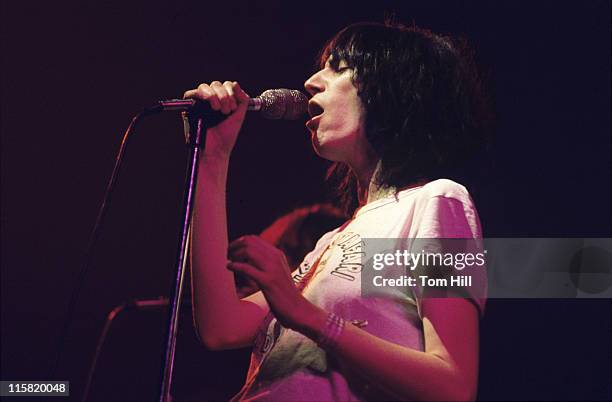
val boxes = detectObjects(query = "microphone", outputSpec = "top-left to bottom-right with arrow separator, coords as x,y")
158,88 -> 308,120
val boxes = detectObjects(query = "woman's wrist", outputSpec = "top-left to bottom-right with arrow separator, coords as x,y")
316,312 -> 347,351
291,299 -> 328,341
296,305 -> 350,352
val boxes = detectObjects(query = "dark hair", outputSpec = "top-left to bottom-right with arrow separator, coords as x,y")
320,21 -> 494,213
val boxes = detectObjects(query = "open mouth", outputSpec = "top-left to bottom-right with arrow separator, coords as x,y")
308,101 -> 324,119
306,101 -> 324,130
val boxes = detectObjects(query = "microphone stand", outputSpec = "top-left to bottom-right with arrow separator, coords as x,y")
158,112 -> 206,402
82,297 -> 170,402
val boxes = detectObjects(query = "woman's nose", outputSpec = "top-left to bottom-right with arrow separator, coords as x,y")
304,70 -> 324,96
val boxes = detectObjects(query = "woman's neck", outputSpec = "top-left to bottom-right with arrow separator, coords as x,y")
356,160 -> 393,206
355,161 -> 430,207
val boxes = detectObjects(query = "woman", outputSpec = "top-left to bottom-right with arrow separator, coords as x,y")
185,21 -> 492,401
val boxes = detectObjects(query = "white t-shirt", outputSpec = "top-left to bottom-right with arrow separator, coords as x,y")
232,179 -> 485,401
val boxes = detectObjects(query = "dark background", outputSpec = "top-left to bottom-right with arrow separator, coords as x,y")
1,0 -> 610,401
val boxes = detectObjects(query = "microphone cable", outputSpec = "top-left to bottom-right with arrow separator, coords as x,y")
50,105 -> 162,382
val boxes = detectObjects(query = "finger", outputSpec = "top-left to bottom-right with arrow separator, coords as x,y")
228,238 -> 244,254
233,81 -> 250,104
228,235 -> 255,253
183,89 -> 198,99
210,81 -> 231,114
223,81 -> 238,112
229,236 -> 269,260
187,83 -> 221,111
227,261 -> 265,283
228,247 -> 250,263
184,84 -> 212,100
229,246 -> 268,269
228,236 -> 256,263
198,82 -> 221,111
230,235 -> 287,268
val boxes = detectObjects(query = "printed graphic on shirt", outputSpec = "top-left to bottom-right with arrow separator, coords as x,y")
251,313 -> 279,361
330,232 -> 364,281
291,261 -> 312,284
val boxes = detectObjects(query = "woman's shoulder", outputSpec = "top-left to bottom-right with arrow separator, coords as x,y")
415,178 -> 472,203
410,179 -> 482,238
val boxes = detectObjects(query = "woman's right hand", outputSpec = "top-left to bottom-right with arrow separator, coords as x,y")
183,81 -> 250,159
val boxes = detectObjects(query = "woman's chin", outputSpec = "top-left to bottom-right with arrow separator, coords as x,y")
310,131 -> 349,162
311,140 -> 328,160
312,143 -> 343,162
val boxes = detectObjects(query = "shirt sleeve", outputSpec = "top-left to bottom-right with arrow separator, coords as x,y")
411,195 -> 487,318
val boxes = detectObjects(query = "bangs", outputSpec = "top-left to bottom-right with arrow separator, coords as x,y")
318,23 -> 379,70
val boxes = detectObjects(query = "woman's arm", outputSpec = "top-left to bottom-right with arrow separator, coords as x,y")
297,298 -> 480,401
229,231 -> 481,401
186,81 -> 269,350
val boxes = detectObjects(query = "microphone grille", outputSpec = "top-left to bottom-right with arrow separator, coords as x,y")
259,89 -> 308,120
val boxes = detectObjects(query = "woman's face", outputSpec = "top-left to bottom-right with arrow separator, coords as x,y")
304,58 -> 370,167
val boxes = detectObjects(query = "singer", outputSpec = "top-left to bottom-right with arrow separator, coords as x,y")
185,21 -> 492,401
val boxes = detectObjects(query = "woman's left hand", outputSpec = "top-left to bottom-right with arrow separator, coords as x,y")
227,235 -> 318,331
